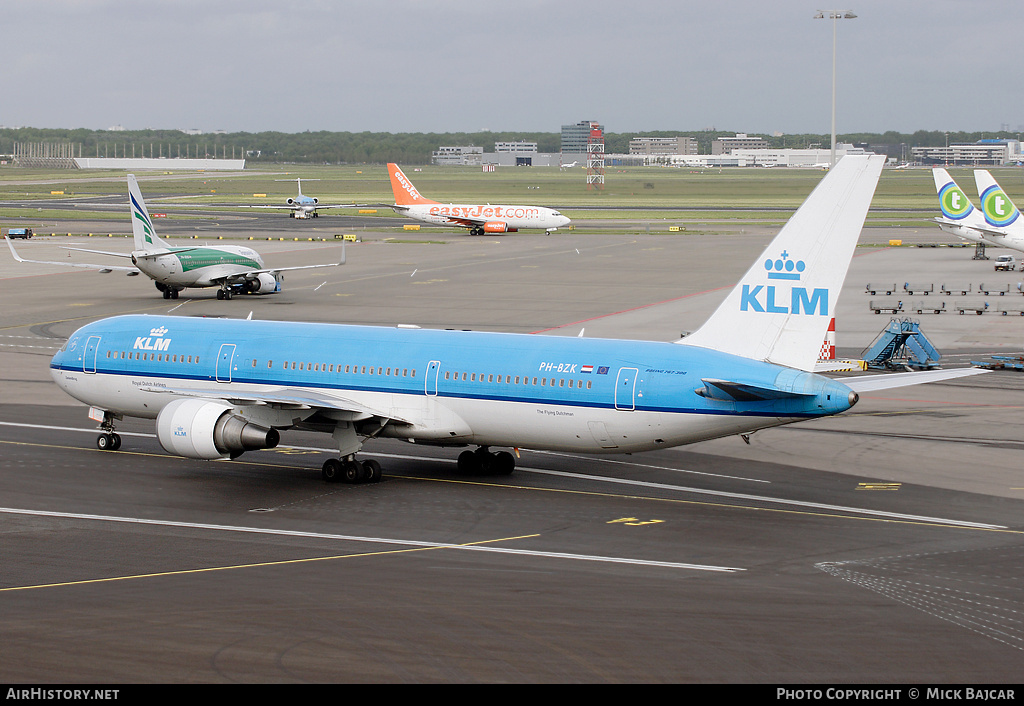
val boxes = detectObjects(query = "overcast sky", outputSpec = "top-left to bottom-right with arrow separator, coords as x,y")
3,0 -> 1022,136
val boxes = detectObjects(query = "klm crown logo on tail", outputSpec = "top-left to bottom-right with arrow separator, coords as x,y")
740,251 -> 828,316
939,182 -> 975,221
980,184 -> 1020,228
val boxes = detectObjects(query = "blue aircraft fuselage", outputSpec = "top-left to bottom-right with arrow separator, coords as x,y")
51,315 -> 856,455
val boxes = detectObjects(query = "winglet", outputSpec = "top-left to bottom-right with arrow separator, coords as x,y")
387,163 -> 438,206
974,170 -> 1021,229
128,174 -> 171,251
678,155 -> 884,372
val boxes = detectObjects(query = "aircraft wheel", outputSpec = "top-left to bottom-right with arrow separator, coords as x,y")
343,460 -> 364,483
457,450 -> 479,474
170,289 -> 179,299
494,451 -> 516,475
363,459 -> 382,483
322,458 -> 343,482
97,433 -> 117,451
216,290 -> 224,300
163,290 -> 171,299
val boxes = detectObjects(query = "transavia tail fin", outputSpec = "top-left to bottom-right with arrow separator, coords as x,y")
933,168 -> 986,228
678,154 -> 884,372
128,174 -> 171,251
387,163 -> 438,206
974,170 -> 1021,229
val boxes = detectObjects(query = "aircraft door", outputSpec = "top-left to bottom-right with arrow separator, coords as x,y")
216,344 -> 237,383
83,336 -> 101,374
425,360 -> 440,396
615,367 -> 638,410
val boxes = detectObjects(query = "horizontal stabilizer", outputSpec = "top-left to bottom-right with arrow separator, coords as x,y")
699,378 -> 815,402
838,367 -> 989,393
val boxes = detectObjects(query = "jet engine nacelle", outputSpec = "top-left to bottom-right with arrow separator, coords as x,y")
286,198 -> 296,205
248,272 -> 279,293
156,398 -> 280,460
483,221 -> 515,233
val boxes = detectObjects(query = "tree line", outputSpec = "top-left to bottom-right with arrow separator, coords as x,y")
0,126 -> 1017,164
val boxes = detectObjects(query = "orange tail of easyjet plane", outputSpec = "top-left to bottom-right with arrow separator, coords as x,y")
387,163 -> 438,206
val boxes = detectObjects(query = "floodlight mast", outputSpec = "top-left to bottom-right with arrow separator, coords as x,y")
814,10 -> 857,167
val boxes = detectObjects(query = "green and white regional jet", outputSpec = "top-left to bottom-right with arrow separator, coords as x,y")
6,174 -> 344,300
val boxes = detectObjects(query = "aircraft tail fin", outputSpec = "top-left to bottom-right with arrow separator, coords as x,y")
387,163 -> 438,206
128,174 -> 171,251
974,170 -> 1021,229
677,154 -> 884,372
933,168 -> 986,228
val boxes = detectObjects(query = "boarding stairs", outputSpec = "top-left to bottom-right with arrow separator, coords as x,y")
861,318 -> 941,370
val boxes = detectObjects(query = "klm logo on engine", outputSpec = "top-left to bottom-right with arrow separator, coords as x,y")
133,325 -> 172,351
740,252 -> 828,316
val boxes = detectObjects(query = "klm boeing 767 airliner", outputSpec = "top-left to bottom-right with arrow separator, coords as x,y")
49,156 -> 986,483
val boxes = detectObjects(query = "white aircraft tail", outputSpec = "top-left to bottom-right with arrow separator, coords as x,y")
128,174 -> 171,251
974,170 -> 1022,229
678,154 -> 884,371
933,168 -> 987,229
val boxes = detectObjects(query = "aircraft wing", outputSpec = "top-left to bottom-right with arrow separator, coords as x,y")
933,217 -> 1008,239
241,203 -> 356,210
58,246 -> 134,259
837,367 -> 990,392
6,237 -> 138,273
439,215 -> 488,228
134,383 -> 414,426
224,247 -> 346,283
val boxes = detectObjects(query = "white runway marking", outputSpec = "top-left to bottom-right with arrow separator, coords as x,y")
0,421 -> 1005,531
0,507 -> 743,573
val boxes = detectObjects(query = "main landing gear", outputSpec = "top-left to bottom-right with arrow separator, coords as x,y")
322,456 -> 382,484
457,447 -> 516,475
155,283 -> 181,299
96,412 -> 122,451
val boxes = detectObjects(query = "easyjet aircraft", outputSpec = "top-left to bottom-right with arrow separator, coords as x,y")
386,163 -> 571,235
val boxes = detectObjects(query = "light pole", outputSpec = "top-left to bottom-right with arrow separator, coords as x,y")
814,10 -> 857,167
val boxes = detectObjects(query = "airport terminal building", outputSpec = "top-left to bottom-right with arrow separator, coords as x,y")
911,139 -> 1022,166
